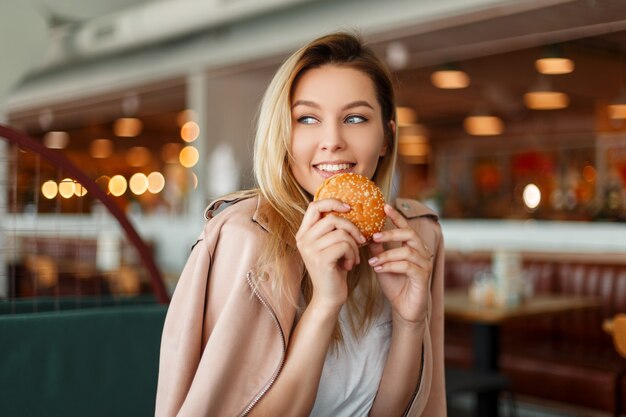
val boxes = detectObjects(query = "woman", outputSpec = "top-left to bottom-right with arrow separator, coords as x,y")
155,32 -> 446,417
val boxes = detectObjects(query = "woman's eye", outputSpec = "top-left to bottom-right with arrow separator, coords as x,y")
345,115 -> 367,124
297,116 -> 318,124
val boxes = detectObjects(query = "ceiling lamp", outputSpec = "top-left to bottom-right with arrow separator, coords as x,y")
90,139 -> 113,159
41,180 -> 58,199
179,146 -> 199,168
109,175 -> 128,197
608,87 -> 626,120
113,117 -> 143,137
524,77 -> 569,110
463,114 -> 504,136
398,125 -> 430,164
126,146 -> 151,167
58,178 -> 76,199
180,121 -> 200,142
396,107 -> 417,126
535,45 -> 574,75
385,41 -> 409,70
43,131 -> 69,149
430,64 -> 470,89
129,173 -> 149,195
608,103 -> 626,120
147,172 -> 165,194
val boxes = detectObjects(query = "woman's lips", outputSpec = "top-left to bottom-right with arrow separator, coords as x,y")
313,163 -> 356,179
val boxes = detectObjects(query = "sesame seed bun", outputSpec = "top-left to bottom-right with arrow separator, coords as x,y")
314,173 -> 386,241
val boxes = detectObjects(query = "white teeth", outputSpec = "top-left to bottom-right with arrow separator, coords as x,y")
317,163 -> 352,172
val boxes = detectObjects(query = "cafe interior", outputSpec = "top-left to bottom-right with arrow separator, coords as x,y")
2,0 -> 626,416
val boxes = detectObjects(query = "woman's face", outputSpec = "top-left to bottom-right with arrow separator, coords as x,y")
290,65 -> 390,196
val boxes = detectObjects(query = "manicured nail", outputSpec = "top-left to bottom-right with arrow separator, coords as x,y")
343,203 -> 351,209
368,257 -> 378,265
359,235 -> 367,243
373,233 -> 383,240
374,266 -> 383,272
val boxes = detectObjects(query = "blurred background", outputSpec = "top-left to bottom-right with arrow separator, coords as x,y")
2,1 -> 626,416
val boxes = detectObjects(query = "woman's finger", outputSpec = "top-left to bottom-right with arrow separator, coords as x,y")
306,213 -> 366,246
298,198 -> 350,238
372,260 -> 428,276
310,229 -> 360,266
368,246 -> 431,270
372,207 -> 432,257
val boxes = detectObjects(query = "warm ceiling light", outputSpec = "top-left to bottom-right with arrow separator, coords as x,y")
43,131 -> 69,149
129,173 -> 149,195
463,115 -> 504,136
396,107 -> 417,126
179,146 -> 199,168
430,68 -> 470,89
58,178 -> 76,199
608,88 -> 626,120
147,172 -> 165,194
399,142 -> 430,157
608,104 -> 626,120
385,41 -> 409,70
74,183 -> 88,197
41,180 -> 58,199
113,117 -> 143,137
398,130 -> 430,163
524,77 -> 569,110
524,91 -> 569,110
180,121 -> 200,142
90,139 -> 113,159
108,175 -> 127,197
126,146 -> 151,167
523,183 -> 541,210
535,57 -> 574,75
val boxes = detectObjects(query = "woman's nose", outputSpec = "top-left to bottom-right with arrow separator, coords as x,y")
320,123 -> 345,151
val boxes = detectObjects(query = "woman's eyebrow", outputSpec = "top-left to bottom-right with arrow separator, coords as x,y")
342,100 -> 374,111
291,100 -> 374,110
292,100 -> 320,109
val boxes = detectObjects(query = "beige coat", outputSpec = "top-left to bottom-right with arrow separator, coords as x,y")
155,195 -> 446,417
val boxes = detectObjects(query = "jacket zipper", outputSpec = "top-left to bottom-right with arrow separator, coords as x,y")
240,271 -> 287,417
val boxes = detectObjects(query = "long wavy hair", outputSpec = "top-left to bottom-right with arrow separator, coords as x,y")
225,32 -> 398,341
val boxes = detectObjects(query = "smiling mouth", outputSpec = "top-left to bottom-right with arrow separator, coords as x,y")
314,163 -> 356,173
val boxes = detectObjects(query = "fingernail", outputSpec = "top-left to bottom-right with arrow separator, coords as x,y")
359,235 -> 367,243
373,233 -> 383,240
343,203 -> 351,209
374,266 -> 383,272
368,257 -> 378,265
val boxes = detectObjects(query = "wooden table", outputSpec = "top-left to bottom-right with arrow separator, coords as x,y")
444,289 -> 600,417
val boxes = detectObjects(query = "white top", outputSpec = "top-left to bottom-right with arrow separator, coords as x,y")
309,299 -> 392,417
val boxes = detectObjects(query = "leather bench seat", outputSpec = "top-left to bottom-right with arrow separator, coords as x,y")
501,342 -> 623,412
444,254 -> 626,414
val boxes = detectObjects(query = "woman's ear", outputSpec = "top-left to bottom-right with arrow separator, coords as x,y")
379,120 -> 396,157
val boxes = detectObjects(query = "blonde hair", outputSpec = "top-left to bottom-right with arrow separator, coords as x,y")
230,32 -> 398,341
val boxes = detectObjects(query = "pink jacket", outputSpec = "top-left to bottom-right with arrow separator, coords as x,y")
155,195 -> 446,416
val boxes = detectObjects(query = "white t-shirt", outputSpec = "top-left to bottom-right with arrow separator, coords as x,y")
309,299 -> 392,417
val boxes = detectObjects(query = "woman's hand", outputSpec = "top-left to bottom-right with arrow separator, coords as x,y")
367,204 -> 434,325
296,198 -> 367,310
